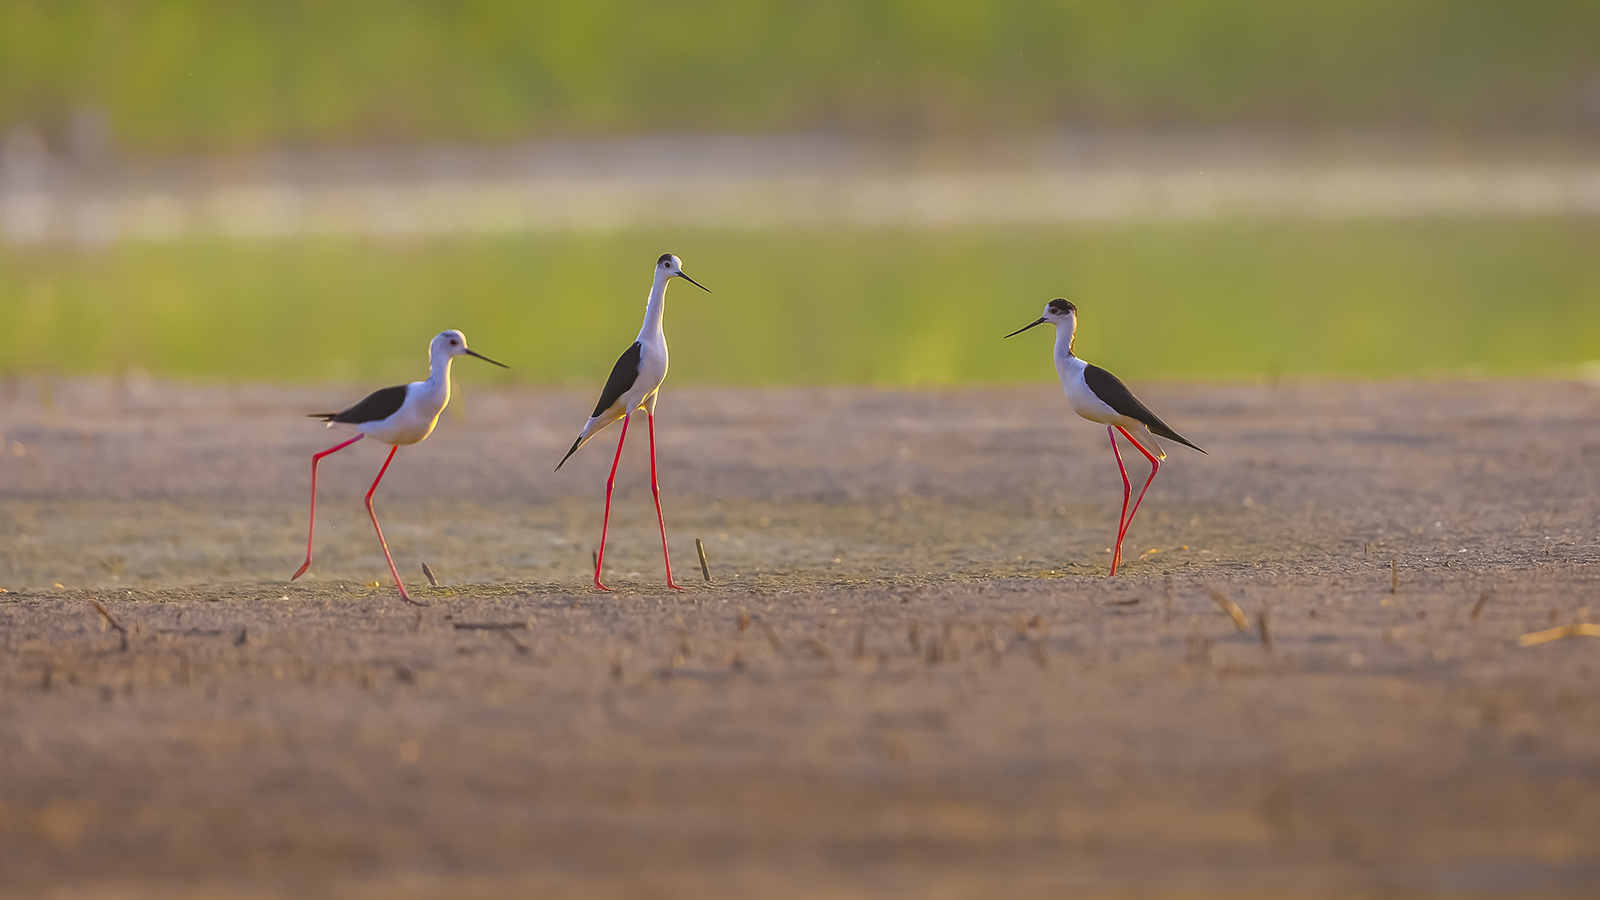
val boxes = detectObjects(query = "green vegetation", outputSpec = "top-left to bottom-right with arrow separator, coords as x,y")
3,1 -> 1598,151
4,219 -> 1598,384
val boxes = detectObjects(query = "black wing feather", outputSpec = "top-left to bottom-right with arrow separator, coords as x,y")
591,342 -> 643,418
1082,365 -> 1205,453
308,384 -> 409,424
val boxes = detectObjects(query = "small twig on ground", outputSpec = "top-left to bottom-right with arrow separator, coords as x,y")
695,539 -> 712,582
1470,591 -> 1490,622
1391,559 -> 1400,594
737,608 -> 750,631
801,637 -> 832,660
1257,608 -> 1273,652
1520,623 -> 1600,647
1028,635 -> 1049,669
493,627 -> 530,655
763,621 -> 784,652
90,599 -> 129,652
452,621 -> 530,631
1163,575 -> 1174,624
983,623 -> 1003,666
421,562 -> 439,587
1204,586 -> 1250,633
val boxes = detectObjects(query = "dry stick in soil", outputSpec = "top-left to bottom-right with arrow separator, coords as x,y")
493,627 -> 530,655
1470,591 -> 1491,621
1204,586 -> 1251,633
695,538 -> 712,582
90,599 -> 130,652
1257,608 -> 1273,652
421,562 -> 439,587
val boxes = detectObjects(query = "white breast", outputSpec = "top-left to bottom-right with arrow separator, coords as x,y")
1056,354 -> 1124,426
626,337 -> 669,411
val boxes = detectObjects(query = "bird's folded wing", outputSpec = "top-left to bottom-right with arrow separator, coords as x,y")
591,342 -> 643,417
314,384 -> 410,423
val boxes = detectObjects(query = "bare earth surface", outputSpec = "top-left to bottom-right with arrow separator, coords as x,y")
2,378 -> 1599,898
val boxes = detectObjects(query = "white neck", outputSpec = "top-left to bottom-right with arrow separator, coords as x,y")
427,347 -> 454,386
638,268 -> 670,342
1054,318 -> 1077,359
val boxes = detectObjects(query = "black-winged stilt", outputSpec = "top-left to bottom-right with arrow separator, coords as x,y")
290,329 -> 506,604
555,253 -> 709,592
1007,299 -> 1204,576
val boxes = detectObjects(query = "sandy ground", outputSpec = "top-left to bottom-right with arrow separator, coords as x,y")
2,377 -> 1599,898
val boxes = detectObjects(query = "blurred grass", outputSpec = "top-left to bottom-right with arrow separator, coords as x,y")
3,1 -> 1599,150
3,219 -> 1598,385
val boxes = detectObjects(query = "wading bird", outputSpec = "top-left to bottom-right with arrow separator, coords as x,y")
291,329 -> 506,604
1007,299 -> 1204,576
556,253 -> 710,591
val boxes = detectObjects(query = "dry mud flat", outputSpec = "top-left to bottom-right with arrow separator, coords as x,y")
2,378 -> 1599,899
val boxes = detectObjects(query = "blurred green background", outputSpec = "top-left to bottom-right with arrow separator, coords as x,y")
6,0 -> 1599,147
3,1 -> 1599,384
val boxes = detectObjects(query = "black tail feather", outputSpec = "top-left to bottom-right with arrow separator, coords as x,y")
1150,424 -> 1205,454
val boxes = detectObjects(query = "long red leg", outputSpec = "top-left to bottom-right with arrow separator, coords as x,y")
1107,426 -> 1133,576
1113,426 -> 1162,574
647,412 -> 683,590
593,414 -> 631,592
363,445 -> 419,605
291,433 -> 365,581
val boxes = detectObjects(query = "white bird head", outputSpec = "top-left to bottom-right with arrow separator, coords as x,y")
431,330 -> 508,367
657,253 -> 711,292
1005,298 -> 1077,339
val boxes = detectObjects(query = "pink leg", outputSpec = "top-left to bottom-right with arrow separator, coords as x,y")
291,433 -> 365,581
593,414 -> 631,592
363,445 -> 419,605
647,412 -> 683,591
1112,426 -> 1162,574
1107,427 -> 1133,576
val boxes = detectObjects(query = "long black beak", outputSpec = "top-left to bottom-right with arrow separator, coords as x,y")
1004,317 -> 1047,338
465,348 -> 509,368
676,271 -> 711,293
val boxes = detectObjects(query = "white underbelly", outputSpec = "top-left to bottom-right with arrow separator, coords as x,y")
625,344 -> 669,411
1063,377 -> 1127,426
358,404 -> 443,445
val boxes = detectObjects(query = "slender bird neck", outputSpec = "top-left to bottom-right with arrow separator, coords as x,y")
638,270 -> 670,340
1054,319 -> 1077,358
427,348 -> 454,386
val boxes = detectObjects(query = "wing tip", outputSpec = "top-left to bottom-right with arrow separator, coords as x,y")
554,434 -> 584,472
